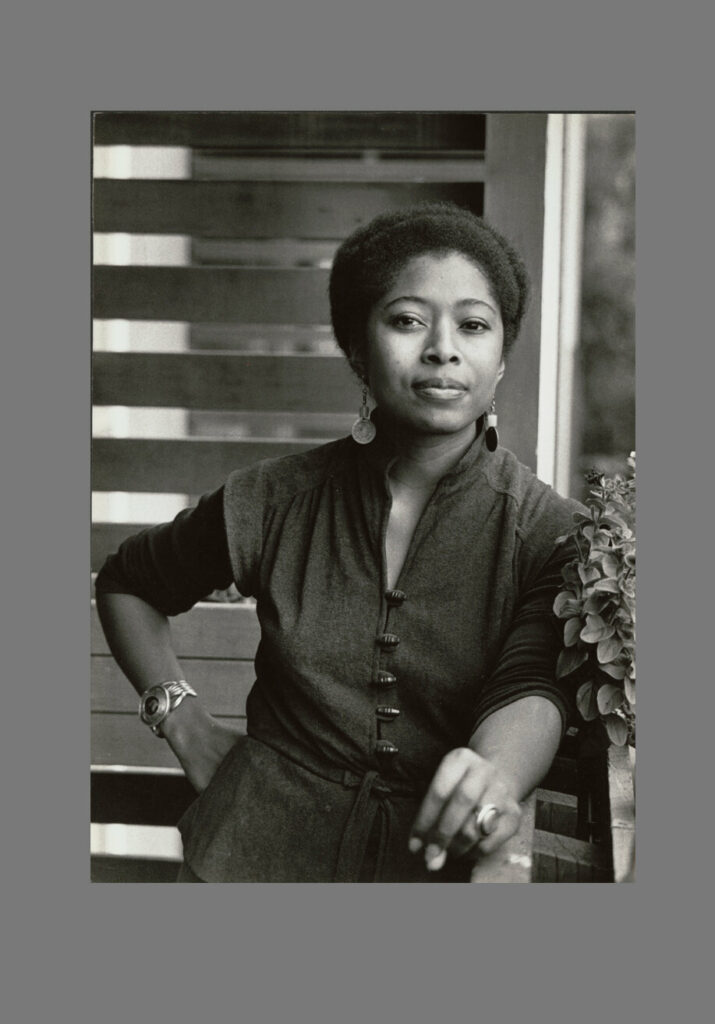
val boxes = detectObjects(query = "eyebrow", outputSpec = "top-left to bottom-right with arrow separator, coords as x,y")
384,295 -> 498,315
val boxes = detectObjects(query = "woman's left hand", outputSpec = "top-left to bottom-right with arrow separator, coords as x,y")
409,747 -> 523,871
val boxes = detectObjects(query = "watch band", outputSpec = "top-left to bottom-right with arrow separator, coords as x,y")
139,680 -> 197,737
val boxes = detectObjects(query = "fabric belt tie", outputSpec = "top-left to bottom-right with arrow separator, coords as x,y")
250,733 -> 418,882
334,770 -> 397,883
250,737 -> 417,880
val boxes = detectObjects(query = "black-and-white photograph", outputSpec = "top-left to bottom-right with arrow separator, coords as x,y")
91,111 -> 635,883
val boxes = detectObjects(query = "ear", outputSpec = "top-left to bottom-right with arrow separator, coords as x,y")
347,348 -> 368,384
496,359 -> 505,386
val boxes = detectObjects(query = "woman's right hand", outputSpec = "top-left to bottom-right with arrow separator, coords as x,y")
160,699 -> 242,793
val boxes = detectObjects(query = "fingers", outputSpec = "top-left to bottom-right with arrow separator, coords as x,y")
409,748 -> 522,870
410,747 -> 475,844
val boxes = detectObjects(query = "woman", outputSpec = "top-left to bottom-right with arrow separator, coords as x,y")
95,203 -> 581,882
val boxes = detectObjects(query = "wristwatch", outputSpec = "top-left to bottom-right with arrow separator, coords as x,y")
139,680 -> 197,737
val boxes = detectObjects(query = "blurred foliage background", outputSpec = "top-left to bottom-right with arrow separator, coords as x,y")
575,113 -> 635,499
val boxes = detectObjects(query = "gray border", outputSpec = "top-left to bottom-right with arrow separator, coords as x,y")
7,0 -> 705,1020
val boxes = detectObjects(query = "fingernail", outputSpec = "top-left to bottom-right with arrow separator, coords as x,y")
408,836 -> 423,854
425,845 -> 447,871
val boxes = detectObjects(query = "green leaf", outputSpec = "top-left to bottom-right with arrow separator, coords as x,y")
576,681 -> 600,721
564,617 -> 582,647
556,645 -> 589,679
624,676 -> 635,705
597,636 -> 623,663
593,577 -> 620,593
600,660 -> 627,680
562,561 -> 581,582
553,591 -> 582,618
578,563 -> 601,585
600,553 -> 620,578
583,592 -> 611,614
580,614 -> 615,643
591,530 -> 614,550
604,714 -> 628,745
597,683 -> 624,715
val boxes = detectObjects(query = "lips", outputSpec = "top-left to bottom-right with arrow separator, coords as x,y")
413,378 -> 468,391
412,378 -> 469,401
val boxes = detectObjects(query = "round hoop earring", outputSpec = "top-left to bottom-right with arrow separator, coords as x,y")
351,385 -> 376,445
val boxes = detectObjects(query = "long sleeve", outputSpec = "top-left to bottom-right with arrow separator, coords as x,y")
470,536 -> 577,736
94,486 -> 234,616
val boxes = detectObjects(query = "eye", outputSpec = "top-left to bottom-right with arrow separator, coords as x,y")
461,318 -> 489,333
390,313 -> 425,329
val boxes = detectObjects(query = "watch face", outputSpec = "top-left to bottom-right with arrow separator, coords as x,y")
144,695 -> 161,716
141,686 -> 169,725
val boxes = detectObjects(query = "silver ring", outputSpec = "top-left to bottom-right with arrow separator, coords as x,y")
474,804 -> 500,837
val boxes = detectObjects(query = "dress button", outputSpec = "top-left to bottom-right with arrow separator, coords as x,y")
376,705 -> 401,720
377,633 -> 400,649
385,589 -> 407,607
375,740 -> 399,756
374,671 -> 397,688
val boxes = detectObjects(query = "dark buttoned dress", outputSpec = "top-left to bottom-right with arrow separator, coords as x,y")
95,432 -> 581,882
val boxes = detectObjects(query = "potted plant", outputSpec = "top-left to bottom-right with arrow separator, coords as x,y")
553,454 -> 635,880
553,453 -> 636,754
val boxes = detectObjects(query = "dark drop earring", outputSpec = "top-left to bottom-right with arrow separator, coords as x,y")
351,386 -> 376,445
485,397 -> 499,452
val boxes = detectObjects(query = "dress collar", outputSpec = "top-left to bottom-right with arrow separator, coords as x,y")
358,412 -> 489,487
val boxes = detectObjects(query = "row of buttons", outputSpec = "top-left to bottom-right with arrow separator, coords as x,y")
373,591 -> 406,759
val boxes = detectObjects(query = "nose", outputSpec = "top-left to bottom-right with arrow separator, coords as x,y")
422,319 -> 460,364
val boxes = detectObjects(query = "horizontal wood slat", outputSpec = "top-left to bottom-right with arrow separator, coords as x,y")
92,523 -> 151,570
191,238 -> 338,267
94,180 -> 482,238
91,855 -> 181,882
533,829 -> 612,882
192,153 -> 486,183
92,656 -> 255,715
93,352 -> 355,411
188,323 -> 336,352
92,436 -> 317,493
94,112 -> 486,151
92,712 -> 247,767
91,601 -> 261,658
93,266 -> 329,323
91,822 -> 183,859
535,789 -> 578,837
92,773 -> 198,826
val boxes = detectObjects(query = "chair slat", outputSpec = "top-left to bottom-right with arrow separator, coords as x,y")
93,266 -> 329,323
533,829 -> 612,882
91,711 -> 246,767
191,153 -> 486,183
92,523 -> 152,570
94,180 -> 482,237
91,436 -> 317,493
93,111 -> 486,150
92,352 -> 354,411
91,601 -> 261,658
92,656 -> 254,715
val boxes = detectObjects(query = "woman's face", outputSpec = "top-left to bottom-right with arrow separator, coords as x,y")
365,251 -> 505,439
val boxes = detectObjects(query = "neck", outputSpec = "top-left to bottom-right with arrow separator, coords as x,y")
385,421 -> 479,489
